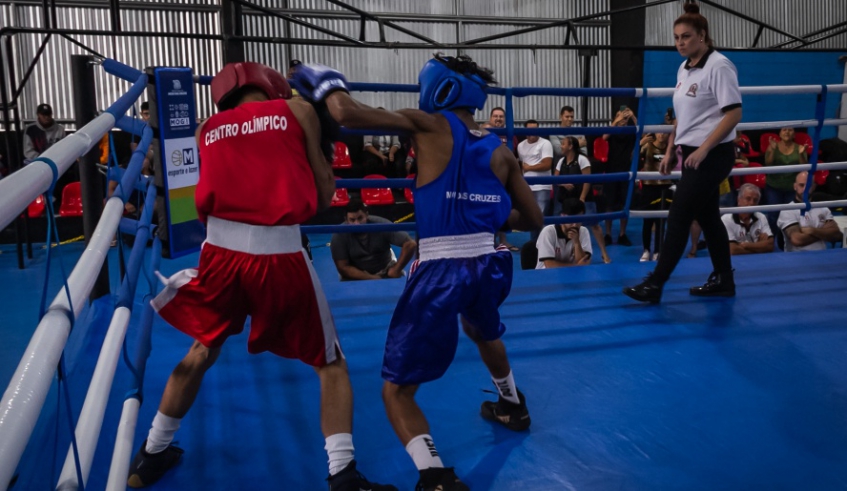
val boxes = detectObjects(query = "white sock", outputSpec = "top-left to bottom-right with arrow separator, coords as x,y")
325,433 -> 355,476
405,434 -> 443,471
492,371 -> 520,405
146,411 -> 181,454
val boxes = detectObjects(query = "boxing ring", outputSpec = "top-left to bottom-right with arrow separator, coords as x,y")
1,62 -> 847,491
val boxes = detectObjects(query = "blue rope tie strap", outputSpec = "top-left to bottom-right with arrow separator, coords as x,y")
36,168 -> 85,491
31,155 -> 60,197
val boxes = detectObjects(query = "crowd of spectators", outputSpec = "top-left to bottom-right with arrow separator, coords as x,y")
5,91 -> 843,279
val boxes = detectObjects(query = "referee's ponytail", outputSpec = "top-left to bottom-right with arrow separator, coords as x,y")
675,1 -> 713,48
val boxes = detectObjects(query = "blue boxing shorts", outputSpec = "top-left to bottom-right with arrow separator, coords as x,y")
382,250 -> 513,386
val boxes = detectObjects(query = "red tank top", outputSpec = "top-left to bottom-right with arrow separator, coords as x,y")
196,99 -> 317,226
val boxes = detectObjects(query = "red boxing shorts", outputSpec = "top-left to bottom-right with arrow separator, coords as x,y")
151,217 -> 339,367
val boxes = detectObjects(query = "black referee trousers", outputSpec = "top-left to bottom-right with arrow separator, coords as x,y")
652,142 -> 735,284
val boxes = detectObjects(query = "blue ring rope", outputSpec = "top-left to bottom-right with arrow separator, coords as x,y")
333,172 -> 631,190
622,87 -> 648,217
803,84 -> 828,211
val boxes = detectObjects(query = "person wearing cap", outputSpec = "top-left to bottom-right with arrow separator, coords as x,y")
23,103 -> 66,161
24,103 -> 71,201
127,62 -> 396,491
287,59 -> 303,97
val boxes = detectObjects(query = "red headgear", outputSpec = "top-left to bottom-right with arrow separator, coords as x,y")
211,62 -> 292,110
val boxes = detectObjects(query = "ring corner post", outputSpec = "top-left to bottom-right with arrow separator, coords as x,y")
221,0 -> 245,64
71,53 -> 110,300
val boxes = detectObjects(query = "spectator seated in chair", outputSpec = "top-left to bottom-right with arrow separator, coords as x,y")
764,127 -> 808,235
330,199 -> 417,280
777,172 -> 843,252
535,198 -> 592,269
723,183 -> 774,255
363,113 -> 402,177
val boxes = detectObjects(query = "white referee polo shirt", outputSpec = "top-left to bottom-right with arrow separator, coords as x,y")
777,205 -> 834,252
673,48 -> 742,147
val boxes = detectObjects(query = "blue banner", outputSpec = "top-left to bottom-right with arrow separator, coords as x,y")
154,67 -> 205,259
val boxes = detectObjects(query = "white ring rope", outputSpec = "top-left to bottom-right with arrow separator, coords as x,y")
644,118 -> 847,134
0,114 -> 116,232
641,83 -> 847,98
631,199 -> 847,219
637,161 -> 847,181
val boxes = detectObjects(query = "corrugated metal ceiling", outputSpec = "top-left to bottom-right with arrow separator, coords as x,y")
0,0 -> 843,129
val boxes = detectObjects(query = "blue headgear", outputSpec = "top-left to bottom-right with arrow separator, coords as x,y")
418,58 -> 488,114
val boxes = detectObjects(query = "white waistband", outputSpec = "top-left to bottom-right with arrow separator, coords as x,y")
418,232 -> 496,261
205,216 -> 302,255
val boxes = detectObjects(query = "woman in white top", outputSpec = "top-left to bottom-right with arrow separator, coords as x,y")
624,2 -> 742,303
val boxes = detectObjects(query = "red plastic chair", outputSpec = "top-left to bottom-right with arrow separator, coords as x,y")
794,132 -> 812,149
738,133 -> 760,159
59,182 -> 83,217
593,138 -> 609,163
331,176 -> 350,207
744,172 -> 766,190
759,132 -> 779,155
793,132 -> 821,158
361,174 -> 395,206
27,195 -> 46,218
332,142 -> 353,169
733,162 -> 766,189
404,173 -> 415,204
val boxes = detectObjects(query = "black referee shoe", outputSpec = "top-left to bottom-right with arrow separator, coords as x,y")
623,273 -> 664,304
690,270 -> 735,297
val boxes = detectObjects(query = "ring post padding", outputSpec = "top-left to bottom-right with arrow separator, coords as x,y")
101,58 -> 143,83
194,75 -> 213,85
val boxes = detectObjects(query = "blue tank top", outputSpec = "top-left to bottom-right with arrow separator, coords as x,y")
414,111 -> 512,240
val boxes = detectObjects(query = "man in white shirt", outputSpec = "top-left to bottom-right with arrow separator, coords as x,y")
517,119 -> 554,221
777,172 -> 842,252
550,106 -> 588,162
550,105 -> 587,165
536,198 -> 592,269
722,183 -> 773,255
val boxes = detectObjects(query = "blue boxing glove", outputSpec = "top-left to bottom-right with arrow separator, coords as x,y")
289,63 -> 349,103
